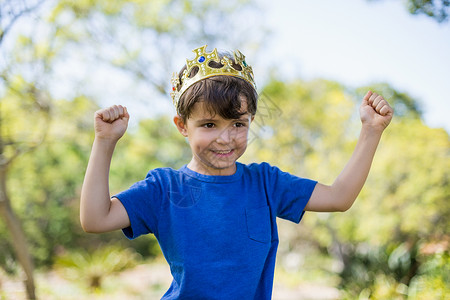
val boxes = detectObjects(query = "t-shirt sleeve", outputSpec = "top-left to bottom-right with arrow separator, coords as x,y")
114,171 -> 163,239
265,163 -> 317,223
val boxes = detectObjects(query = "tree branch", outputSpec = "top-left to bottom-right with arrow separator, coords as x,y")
0,0 -> 47,45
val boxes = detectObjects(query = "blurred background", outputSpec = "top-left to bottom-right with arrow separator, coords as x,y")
0,0 -> 448,299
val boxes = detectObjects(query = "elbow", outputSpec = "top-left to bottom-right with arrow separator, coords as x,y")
332,193 -> 357,212
337,205 -> 351,212
335,200 -> 354,212
330,197 -> 352,212
80,208 -> 104,233
80,222 -> 94,234
81,225 -> 94,234
80,217 -> 99,234
81,224 -> 102,234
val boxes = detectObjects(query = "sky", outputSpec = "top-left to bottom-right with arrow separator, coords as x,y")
257,0 -> 450,132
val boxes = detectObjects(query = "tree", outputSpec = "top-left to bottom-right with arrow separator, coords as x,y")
0,1 -> 51,299
0,0 -> 46,44
0,79 -> 51,300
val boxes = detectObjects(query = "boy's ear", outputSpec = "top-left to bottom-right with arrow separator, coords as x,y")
173,115 -> 188,137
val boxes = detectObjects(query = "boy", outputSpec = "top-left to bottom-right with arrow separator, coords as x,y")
80,45 -> 393,299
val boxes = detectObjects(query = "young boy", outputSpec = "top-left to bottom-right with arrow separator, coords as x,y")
80,45 -> 393,299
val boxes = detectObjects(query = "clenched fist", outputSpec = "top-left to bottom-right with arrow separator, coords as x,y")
360,91 -> 394,132
94,105 -> 129,141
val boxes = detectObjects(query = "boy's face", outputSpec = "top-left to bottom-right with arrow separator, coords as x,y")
174,97 -> 253,176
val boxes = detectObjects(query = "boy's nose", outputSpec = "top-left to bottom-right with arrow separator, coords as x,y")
216,127 -> 235,144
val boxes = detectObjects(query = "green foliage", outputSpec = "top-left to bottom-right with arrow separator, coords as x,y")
3,96 -> 98,267
408,252 -> 450,299
407,0 -> 449,23
0,75 -> 51,158
54,245 -> 141,290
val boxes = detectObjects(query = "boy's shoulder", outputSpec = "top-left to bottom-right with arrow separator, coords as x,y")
244,161 -> 274,170
145,167 -> 179,177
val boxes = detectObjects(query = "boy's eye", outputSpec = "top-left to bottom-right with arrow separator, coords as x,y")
234,122 -> 245,128
203,123 -> 215,128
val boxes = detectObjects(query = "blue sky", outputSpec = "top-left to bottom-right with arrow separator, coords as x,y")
258,0 -> 450,132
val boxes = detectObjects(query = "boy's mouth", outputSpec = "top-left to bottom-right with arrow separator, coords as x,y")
211,149 -> 234,156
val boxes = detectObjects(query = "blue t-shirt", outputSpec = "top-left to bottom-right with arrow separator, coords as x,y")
115,162 -> 317,299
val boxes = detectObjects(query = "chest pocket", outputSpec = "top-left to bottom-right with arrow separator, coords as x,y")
245,206 -> 271,243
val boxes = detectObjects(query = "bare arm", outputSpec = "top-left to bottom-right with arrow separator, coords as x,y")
80,105 -> 131,233
305,91 -> 394,212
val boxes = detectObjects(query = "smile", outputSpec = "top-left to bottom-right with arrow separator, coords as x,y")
211,149 -> 234,156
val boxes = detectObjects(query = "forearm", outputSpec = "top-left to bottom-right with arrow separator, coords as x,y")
306,91 -> 392,213
80,138 -> 117,232
330,126 -> 382,211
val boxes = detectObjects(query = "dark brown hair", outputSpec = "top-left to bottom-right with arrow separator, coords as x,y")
175,52 -> 258,121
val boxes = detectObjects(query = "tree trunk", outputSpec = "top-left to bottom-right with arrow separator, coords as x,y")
0,167 -> 37,300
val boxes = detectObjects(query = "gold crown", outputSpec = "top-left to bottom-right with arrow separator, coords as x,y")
171,45 -> 256,110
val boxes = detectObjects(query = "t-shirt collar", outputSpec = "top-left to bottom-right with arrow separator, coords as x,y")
180,162 -> 243,183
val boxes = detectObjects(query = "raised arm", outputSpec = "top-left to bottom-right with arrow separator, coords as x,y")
305,91 -> 393,212
80,105 -> 131,233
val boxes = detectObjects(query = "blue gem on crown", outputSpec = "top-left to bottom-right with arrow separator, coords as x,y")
198,56 -> 206,63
